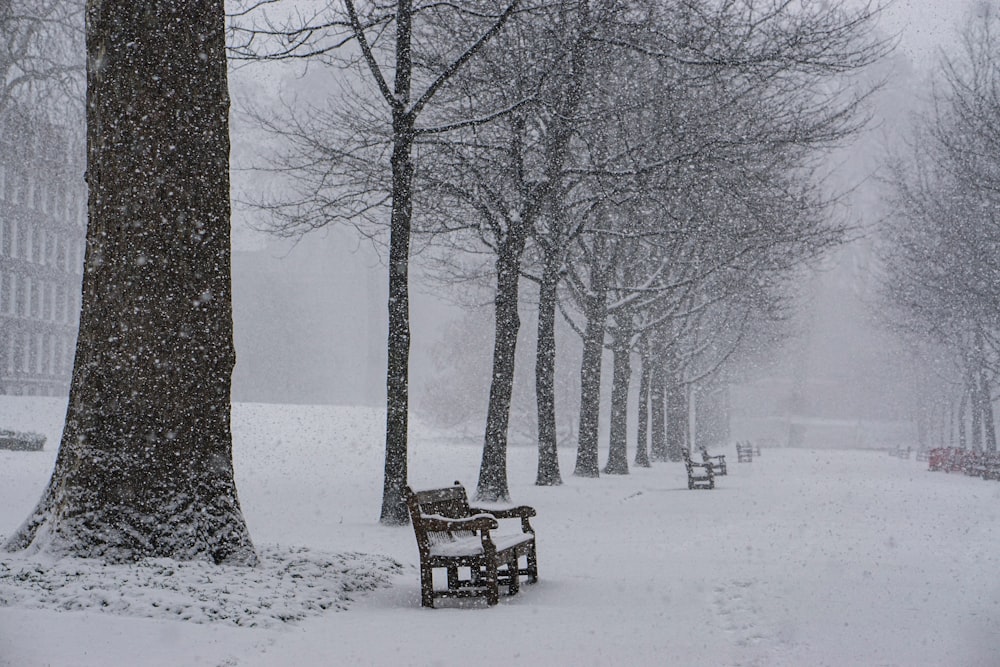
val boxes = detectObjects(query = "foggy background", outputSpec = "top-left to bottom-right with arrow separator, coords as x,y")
224,1 -> 968,450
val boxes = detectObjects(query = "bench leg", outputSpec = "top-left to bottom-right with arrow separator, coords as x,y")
507,559 -> 520,596
526,544 -> 539,583
420,564 -> 435,608
484,558 -> 499,606
446,566 -> 459,591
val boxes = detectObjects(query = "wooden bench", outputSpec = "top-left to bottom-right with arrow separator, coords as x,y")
736,441 -> 754,463
682,449 -> 715,489
700,447 -> 727,475
404,482 -> 538,608
887,446 -> 911,460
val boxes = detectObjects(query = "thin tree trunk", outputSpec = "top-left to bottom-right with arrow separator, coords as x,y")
534,254 -> 562,485
380,111 -> 415,524
650,364 -> 667,461
379,0 -> 415,525
970,370 -> 983,451
634,342 -> 651,467
958,389 -> 968,449
574,291 -> 607,478
665,368 -> 687,462
603,334 -> 630,474
6,0 -> 255,563
980,369 -> 996,453
477,232 -> 526,501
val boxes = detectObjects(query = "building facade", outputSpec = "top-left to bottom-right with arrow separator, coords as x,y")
0,115 -> 85,396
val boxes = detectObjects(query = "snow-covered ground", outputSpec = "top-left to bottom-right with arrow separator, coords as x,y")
1,396 -> 998,666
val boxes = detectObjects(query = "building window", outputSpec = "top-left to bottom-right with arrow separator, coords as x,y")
6,274 -> 15,316
7,333 -> 15,374
15,221 -> 27,259
21,332 -> 29,373
29,279 -> 40,319
17,276 -> 31,317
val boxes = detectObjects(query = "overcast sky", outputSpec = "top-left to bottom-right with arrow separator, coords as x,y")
878,0 -> 971,65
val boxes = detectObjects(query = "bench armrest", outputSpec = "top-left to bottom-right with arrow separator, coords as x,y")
419,513 -> 499,532
469,505 -> 536,520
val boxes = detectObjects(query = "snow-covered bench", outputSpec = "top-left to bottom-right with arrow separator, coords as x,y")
682,449 -> 715,490
404,482 -> 538,608
736,441 -> 754,463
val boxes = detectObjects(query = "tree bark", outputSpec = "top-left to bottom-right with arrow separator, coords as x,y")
380,114 -> 414,524
574,279 -> 608,478
603,333 -> 631,475
534,255 -> 562,485
477,228 -> 526,501
5,0 -> 255,563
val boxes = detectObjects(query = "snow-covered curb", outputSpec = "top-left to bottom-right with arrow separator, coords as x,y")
0,544 -> 403,627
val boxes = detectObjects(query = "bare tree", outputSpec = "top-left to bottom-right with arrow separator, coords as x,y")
879,6 -> 1000,453
230,0 -> 521,521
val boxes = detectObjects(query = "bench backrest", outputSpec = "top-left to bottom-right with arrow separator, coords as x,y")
405,482 -> 476,555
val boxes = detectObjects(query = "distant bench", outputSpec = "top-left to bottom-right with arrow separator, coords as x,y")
700,447 -> 727,475
404,481 -> 538,607
0,430 -> 45,451
736,441 -> 754,463
887,446 -> 911,460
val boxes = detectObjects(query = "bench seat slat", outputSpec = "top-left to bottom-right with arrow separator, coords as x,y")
429,532 -> 535,558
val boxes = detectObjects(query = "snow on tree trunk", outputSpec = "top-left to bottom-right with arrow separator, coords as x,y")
4,0 -> 255,564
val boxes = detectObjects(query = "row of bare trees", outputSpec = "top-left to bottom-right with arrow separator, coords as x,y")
230,0 -> 890,518
880,5 -> 1000,453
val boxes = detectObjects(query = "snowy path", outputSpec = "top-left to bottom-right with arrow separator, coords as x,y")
1,399 -> 999,666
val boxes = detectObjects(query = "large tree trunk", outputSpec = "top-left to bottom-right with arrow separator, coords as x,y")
534,254 -> 562,485
634,341 -> 651,468
477,231 -> 526,501
603,332 -> 630,474
5,0 -> 255,563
